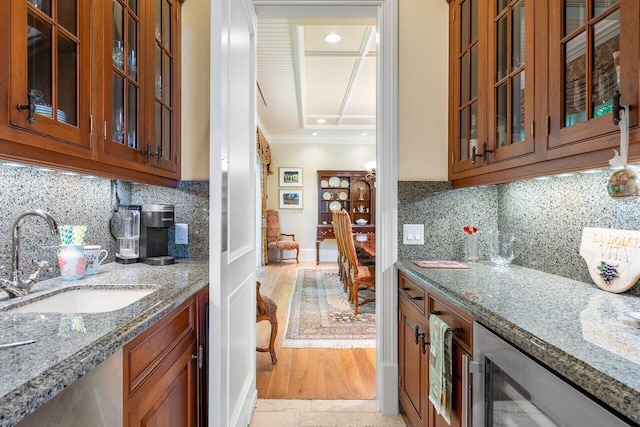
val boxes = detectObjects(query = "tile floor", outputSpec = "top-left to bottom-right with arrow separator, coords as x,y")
249,399 -> 407,427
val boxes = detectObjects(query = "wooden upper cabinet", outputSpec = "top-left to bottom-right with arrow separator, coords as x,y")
6,0 -> 91,153
547,0 -> 638,154
449,0 -> 640,187
450,0 -> 483,174
102,0 -> 180,176
485,0 -> 535,163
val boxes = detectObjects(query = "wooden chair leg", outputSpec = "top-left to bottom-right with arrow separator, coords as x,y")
268,317 -> 278,364
295,247 -> 299,263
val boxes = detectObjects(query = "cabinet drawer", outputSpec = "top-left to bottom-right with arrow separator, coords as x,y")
124,296 -> 196,395
399,275 -> 426,314
428,294 -> 472,351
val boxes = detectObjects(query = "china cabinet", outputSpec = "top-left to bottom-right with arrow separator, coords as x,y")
0,0 -> 183,187
448,0 -> 640,187
316,170 -> 375,264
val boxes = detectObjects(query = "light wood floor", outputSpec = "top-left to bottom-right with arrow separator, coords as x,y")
256,262 -> 376,400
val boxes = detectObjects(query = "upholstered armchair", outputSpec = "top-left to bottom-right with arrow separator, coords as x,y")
265,210 -> 300,265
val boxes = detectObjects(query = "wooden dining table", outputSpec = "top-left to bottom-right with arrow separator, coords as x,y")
353,233 -> 375,258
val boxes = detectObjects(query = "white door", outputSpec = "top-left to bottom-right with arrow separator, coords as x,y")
210,0 -> 258,426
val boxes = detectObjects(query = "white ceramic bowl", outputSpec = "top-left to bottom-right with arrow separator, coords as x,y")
355,219 -> 368,226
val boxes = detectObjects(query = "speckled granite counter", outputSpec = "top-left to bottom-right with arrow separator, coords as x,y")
396,260 -> 640,425
0,259 -> 208,427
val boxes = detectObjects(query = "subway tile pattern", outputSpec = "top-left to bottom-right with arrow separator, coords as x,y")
396,260 -> 640,425
399,169 -> 640,295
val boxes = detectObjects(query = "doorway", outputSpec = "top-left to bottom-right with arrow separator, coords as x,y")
253,0 -> 394,406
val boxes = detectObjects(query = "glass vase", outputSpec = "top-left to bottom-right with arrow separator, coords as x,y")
466,234 -> 479,262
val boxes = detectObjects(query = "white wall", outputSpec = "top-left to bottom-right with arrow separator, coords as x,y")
398,0 -> 449,181
181,0 -> 211,180
266,142 -> 375,262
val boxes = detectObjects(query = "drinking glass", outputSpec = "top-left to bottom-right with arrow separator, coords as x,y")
112,41 -> 124,69
113,107 -> 124,143
128,49 -> 137,79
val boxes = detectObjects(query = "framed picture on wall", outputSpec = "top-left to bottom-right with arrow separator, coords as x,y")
279,167 -> 303,187
279,189 -> 303,209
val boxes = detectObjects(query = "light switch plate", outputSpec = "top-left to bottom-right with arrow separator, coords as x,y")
175,223 -> 188,245
403,224 -> 424,245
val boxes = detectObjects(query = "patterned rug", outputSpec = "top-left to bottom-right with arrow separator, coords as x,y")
282,268 -> 375,349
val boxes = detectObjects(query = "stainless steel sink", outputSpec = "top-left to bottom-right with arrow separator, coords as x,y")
6,286 -> 159,313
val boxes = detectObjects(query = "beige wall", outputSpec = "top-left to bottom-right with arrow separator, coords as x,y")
398,0 -> 449,181
180,0 -> 210,180
267,143 -> 375,262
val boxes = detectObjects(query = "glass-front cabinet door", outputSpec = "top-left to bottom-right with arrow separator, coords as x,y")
451,0 -> 483,174
150,0 -> 179,173
103,0 -> 179,174
487,0 -> 535,162
8,0 -> 91,149
548,0 -> 638,150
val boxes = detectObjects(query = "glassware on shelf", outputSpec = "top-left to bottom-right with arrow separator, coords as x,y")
128,49 -> 137,79
112,41 -> 124,69
155,74 -> 162,98
113,107 -> 124,143
127,129 -> 136,148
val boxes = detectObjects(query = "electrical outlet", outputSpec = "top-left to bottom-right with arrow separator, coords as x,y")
175,223 -> 188,244
403,224 -> 424,245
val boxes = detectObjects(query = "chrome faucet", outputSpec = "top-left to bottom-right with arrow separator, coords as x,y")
0,210 -> 59,298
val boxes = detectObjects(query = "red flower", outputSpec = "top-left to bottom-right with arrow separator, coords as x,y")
463,226 -> 478,235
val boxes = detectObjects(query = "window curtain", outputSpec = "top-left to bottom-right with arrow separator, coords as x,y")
257,127 -> 273,264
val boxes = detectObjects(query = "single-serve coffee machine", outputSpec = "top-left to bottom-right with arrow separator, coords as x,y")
140,204 -> 175,265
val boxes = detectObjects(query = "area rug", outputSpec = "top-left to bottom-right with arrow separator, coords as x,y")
281,268 -> 375,349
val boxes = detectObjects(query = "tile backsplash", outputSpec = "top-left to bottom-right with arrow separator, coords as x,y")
399,168 -> 640,294
0,163 -> 208,287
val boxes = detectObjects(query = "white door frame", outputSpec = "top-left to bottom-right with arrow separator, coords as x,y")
253,0 -> 399,414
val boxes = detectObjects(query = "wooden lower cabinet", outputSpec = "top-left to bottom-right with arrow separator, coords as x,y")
124,285 -> 209,427
399,299 -> 429,427
126,337 -> 197,427
399,272 -> 473,427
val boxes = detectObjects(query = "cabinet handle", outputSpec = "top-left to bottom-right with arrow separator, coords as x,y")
16,89 -> 42,125
141,144 -> 163,162
613,90 -> 633,125
192,344 -> 204,369
462,354 -> 471,427
420,334 -> 429,354
414,325 -> 424,345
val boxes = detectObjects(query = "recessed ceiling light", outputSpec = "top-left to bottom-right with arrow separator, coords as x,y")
316,119 -> 326,124
361,132 -> 368,136
312,132 -> 318,136
324,33 -> 341,43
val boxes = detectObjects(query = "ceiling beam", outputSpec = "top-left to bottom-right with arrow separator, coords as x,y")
292,23 -> 307,129
335,26 -> 376,127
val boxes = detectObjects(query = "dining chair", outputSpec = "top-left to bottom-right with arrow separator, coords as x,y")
265,210 -> 300,265
340,210 -> 375,314
332,209 -> 349,290
256,281 -> 278,364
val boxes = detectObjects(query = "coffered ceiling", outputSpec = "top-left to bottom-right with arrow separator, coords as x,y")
257,18 -> 377,144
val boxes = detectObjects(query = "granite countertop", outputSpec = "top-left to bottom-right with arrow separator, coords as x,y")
0,259 -> 208,427
396,260 -> 640,425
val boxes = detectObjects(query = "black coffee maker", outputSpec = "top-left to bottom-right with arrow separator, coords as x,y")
140,204 -> 175,265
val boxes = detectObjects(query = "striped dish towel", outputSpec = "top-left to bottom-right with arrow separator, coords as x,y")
428,314 -> 453,425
